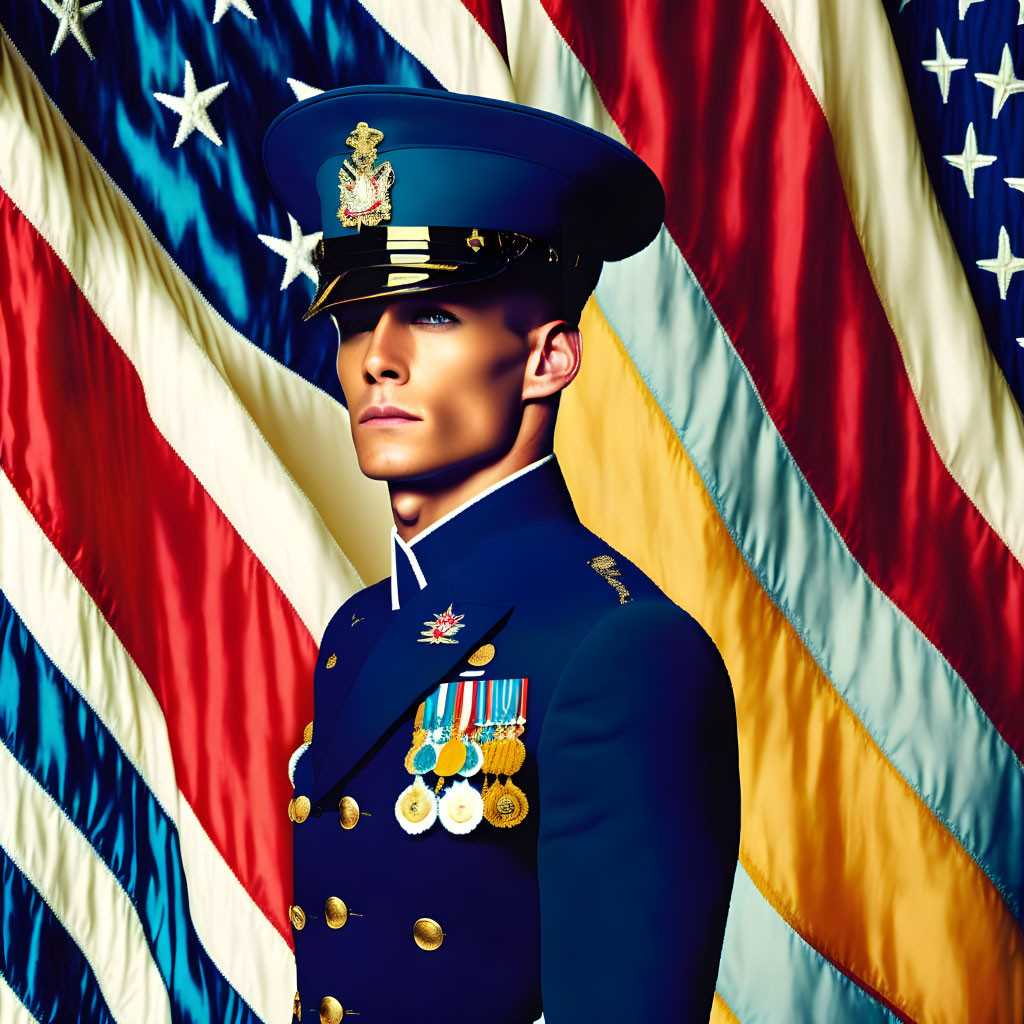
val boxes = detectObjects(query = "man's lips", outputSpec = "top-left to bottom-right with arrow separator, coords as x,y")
358,404 -> 422,425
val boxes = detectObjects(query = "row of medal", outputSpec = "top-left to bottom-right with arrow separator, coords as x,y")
395,678 -> 529,836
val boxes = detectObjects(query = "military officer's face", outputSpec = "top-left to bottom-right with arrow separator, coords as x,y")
333,282 -> 571,483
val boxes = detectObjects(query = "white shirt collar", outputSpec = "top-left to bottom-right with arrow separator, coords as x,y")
389,454 -> 554,610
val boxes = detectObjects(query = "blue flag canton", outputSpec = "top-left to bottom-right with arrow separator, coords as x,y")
0,0 -> 439,400
886,0 -> 1024,417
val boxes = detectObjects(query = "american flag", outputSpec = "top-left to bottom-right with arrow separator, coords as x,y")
0,1 -> 1022,1022
890,0 -> 1024,408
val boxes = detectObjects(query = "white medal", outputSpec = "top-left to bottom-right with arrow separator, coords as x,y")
438,779 -> 484,835
395,775 -> 437,835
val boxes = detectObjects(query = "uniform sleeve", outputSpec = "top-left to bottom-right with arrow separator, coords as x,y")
536,600 -> 739,1023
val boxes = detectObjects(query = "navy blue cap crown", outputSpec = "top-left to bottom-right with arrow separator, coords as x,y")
262,86 -> 665,319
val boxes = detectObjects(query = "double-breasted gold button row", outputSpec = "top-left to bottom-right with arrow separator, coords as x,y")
293,993 -> 359,1023
293,992 -> 359,1023
289,794 -> 366,829
289,898 -> 356,931
319,995 -> 353,1022
288,795 -> 312,823
412,917 -> 444,950
289,905 -> 443,950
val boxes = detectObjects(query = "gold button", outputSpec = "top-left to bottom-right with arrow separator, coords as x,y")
319,995 -> 344,1023
289,904 -> 306,930
293,991 -> 302,1020
303,721 -> 313,745
324,896 -> 349,929
325,653 -> 338,669
467,643 -> 495,667
290,795 -> 311,823
339,796 -> 360,830
413,917 -> 444,950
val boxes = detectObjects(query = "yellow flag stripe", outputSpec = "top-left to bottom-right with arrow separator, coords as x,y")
555,297 -> 1024,1023
710,993 -> 741,1024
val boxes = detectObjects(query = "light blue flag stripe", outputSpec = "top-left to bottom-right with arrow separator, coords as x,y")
717,864 -> 899,1022
595,229 -> 1024,923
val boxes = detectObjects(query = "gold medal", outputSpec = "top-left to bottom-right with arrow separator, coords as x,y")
481,739 -> 499,775
488,738 -> 506,776
434,736 -> 467,777
395,776 -> 437,834
505,736 -> 526,775
483,780 -> 529,828
433,681 -> 469,776
487,736 -> 526,777
400,784 -> 432,823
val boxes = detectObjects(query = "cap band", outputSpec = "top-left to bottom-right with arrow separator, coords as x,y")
304,226 -> 581,320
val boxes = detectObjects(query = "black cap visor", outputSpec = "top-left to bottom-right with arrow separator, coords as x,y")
304,226 -> 576,320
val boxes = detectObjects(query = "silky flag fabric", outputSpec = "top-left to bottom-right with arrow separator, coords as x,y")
0,2 -> 1022,1024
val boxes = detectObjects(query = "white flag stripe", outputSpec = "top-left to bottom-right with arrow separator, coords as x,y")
760,0 -> 1024,567
0,470 -> 295,1024
0,743 -> 173,1024
0,972 -> 43,1024
358,0 -> 516,101
0,29 -> 377,637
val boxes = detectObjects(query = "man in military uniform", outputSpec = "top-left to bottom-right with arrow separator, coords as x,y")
263,86 -> 740,1024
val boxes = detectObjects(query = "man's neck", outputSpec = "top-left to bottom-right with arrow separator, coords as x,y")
390,447 -> 553,543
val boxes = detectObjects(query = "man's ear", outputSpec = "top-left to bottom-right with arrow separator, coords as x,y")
522,320 -> 582,401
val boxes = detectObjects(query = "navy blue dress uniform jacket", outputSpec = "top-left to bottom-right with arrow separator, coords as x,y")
288,457 -> 740,1023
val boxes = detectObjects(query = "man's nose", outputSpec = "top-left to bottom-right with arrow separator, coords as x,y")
361,310 -> 409,385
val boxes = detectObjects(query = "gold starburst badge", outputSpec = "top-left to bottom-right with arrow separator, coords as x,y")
418,604 -> 465,645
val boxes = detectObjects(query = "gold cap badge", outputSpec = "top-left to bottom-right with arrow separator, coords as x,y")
337,121 -> 395,229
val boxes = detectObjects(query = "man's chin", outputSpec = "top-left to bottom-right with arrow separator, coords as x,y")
355,453 -> 447,485
356,450 -> 497,489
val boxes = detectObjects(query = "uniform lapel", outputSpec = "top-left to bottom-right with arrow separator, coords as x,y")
311,585 -> 389,782
312,575 -> 513,803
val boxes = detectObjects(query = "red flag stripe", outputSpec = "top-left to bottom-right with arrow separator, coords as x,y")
459,0 -> 509,64
0,189 -> 312,944
537,0 -> 1024,756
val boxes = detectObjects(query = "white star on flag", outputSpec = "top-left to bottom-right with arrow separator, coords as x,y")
39,0 -> 102,60
975,44 -> 1024,119
1019,0 -> 1024,25
287,77 -> 324,101
1006,178 -> 1024,196
944,123 -> 996,199
212,0 -> 255,24
899,0 -> 911,9
153,61 -> 230,148
976,226 -> 1024,300
921,29 -> 968,104
959,0 -> 986,18
258,215 -> 322,290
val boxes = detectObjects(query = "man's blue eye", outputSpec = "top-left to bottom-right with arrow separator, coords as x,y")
414,310 -> 457,325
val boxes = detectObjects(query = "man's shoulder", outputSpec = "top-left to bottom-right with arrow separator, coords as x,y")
528,524 -> 725,683
461,518 -> 718,668
471,518 -> 672,618
317,576 -> 389,646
